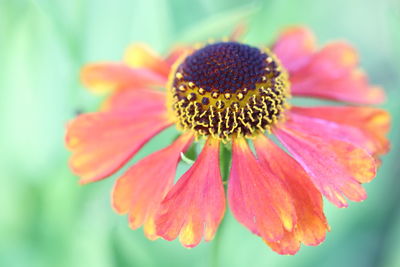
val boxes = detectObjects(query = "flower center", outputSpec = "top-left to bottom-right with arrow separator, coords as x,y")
167,42 -> 290,141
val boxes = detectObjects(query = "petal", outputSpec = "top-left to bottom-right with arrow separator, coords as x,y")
274,119 -> 376,208
272,26 -> 316,73
264,231 -> 301,255
289,42 -> 385,104
254,135 -> 328,255
281,113 -> 378,182
291,106 -> 390,156
228,137 -> 297,242
293,42 -> 359,78
229,23 -> 247,41
164,46 -> 194,66
112,133 -> 193,240
66,111 -> 172,184
284,112 -> 375,156
81,63 -> 167,93
100,87 -> 167,114
155,138 -> 225,248
124,44 -> 171,78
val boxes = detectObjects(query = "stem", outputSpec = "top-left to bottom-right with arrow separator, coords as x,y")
220,143 -> 232,184
211,214 -> 227,267
211,144 -> 232,267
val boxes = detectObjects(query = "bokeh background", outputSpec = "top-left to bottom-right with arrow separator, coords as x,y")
1,0 -> 399,266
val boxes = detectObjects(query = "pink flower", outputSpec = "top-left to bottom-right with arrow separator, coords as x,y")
66,26 -> 390,254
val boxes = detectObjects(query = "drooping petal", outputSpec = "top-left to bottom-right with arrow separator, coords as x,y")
124,44 -> 171,78
291,106 -> 390,156
253,135 -> 329,255
100,87 -> 167,114
289,42 -> 385,104
274,119 -> 376,208
81,63 -> 167,93
112,133 -> 193,240
272,26 -> 316,73
66,111 -> 172,184
155,138 -> 225,248
228,137 -> 297,242
264,231 -> 301,255
284,112 -> 375,156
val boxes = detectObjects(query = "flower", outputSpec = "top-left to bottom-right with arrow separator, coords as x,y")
65,26 -> 390,255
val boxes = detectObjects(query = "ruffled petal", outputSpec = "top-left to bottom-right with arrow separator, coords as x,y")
272,26 -> 316,73
81,63 -> 167,93
284,112 -> 375,156
66,111 -> 172,184
274,117 -> 376,208
291,106 -> 390,156
101,87 -> 167,114
289,42 -> 385,104
253,135 -> 328,255
228,137 -> 297,242
124,44 -> 171,78
155,138 -> 225,248
112,133 -> 193,240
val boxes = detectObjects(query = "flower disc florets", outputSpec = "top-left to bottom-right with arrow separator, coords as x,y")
168,42 -> 290,140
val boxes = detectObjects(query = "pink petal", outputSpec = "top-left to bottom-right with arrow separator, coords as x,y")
284,111 -> 374,155
289,42 -> 385,104
228,137 -> 297,242
273,26 -> 385,104
254,135 -> 328,255
155,138 -> 225,248
81,63 -> 167,93
66,110 -> 172,184
274,116 -> 377,208
272,26 -> 316,73
112,133 -> 193,239
101,87 -> 167,115
291,106 -> 390,156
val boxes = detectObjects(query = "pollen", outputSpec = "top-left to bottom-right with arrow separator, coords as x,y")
167,42 -> 290,141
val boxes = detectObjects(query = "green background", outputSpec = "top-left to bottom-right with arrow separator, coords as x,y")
1,0 -> 399,266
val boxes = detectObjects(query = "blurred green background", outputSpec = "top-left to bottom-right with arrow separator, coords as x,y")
1,0 -> 399,266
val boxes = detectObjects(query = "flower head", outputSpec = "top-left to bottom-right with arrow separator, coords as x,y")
65,26 -> 390,254
169,42 -> 289,140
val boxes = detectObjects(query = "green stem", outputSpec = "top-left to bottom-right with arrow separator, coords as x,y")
211,144 -> 232,267
220,143 -> 232,184
211,214 -> 227,267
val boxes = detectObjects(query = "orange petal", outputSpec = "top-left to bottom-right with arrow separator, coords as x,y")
124,44 -> 171,78
254,135 -> 329,255
228,137 -> 297,242
164,46 -> 194,67
291,106 -> 390,156
66,111 -> 172,184
284,112 -> 375,157
272,26 -> 316,73
81,63 -> 167,93
112,133 -> 193,240
264,231 -> 301,255
100,87 -> 167,114
281,113 -> 378,183
294,42 -> 359,77
229,23 -> 247,41
274,118 -> 376,208
289,42 -> 385,104
155,138 -> 225,248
